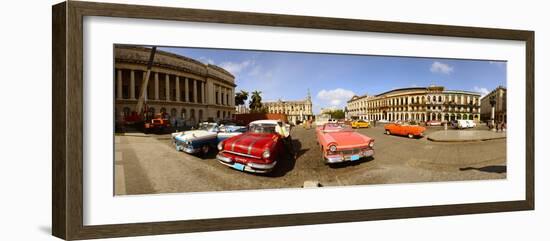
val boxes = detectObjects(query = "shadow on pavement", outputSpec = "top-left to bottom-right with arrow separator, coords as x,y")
459,165 -> 507,174
328,156 -> 375,169
262,139 -> 302,177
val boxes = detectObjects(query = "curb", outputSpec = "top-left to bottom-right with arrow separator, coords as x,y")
427,136 -> 506,142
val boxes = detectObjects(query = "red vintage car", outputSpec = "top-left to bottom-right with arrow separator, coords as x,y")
216,120 -> 285,173
316,123 -> 374,164
384,122 -> 426,138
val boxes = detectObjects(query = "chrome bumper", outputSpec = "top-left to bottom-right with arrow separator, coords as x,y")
216,153 -> 276,173
325,149 -> 374,164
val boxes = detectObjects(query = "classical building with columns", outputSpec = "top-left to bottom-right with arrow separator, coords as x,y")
263,92 -> 314,124
346,86 -> 481,122
480,86 -> 507,123
115,46 -> 236,125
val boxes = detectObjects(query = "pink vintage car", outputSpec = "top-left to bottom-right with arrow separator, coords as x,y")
316,123 -> 374,164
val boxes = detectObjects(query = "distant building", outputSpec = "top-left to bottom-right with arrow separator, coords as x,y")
320,107 -> 340,114
346,86 -> 481,122
235,105 -> 250,114
263,91 -> 314,124
480,86 -> 507,123
114,45 -> 236,125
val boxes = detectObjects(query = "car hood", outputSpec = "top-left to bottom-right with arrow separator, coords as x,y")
322,131 -> 372,147
174,130 -> 216,142
223,132 -> 278,157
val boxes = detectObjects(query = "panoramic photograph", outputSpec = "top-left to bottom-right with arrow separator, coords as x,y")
113,44 -> 507,195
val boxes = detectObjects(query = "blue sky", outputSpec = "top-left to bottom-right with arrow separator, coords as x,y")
158,46 -> 506,114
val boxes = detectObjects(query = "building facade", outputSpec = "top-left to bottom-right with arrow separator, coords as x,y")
480,86 -> 507,123
263,93 -> 314,124
115,46 -> 236,125
346,86 -> 481,122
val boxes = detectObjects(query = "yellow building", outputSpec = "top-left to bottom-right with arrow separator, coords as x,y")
263,93 -> 314,124
346,86 -> 481,122
114,45 -> 236,125
480,86 -> 506,123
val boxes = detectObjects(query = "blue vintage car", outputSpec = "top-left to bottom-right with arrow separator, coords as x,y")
172,122 -> 246,155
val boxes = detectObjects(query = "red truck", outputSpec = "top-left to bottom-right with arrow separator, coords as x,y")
144,113 -> 171,133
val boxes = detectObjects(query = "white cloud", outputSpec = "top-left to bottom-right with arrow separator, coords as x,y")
430,61 -> 454,74
219,60 -> 253,75
473,86 -> 490,97
316,88 -> 356,107
199,57 -> 214,65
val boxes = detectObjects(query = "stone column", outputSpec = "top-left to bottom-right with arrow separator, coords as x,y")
193,79 -> 198,103
175,76 -> 180,102
202,81 -> 206,104
165,74 -> 170,101
154,72 -> 159,100
116,69 -> 122,99
130,70 -> 136,99
185,78 -> 189,102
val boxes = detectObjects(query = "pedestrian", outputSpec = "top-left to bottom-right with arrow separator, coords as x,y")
276,120 -> 297,160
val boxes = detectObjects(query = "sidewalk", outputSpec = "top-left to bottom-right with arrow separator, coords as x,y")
427,130 -> 506,142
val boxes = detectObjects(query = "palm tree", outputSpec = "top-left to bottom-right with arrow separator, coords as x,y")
249,90 -> 263,111
234,90 -> 249,106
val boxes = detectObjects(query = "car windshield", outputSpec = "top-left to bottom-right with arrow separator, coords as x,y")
220,126 -> 247,133
396,121 -> 418,126
198,123 -> 218,131
249,123 -> 277,134
323,123 -> 353,132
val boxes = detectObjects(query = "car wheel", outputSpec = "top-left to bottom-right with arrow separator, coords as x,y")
385,130 -> 391,135
408,133 -> 414,139
202,145 -> 210,154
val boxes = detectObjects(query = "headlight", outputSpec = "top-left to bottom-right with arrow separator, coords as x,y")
262,149 -> 271,159
186,140 -> 192,145
217,141 -> 224,151
329,145 -> 337,152
369,141 -> 374,148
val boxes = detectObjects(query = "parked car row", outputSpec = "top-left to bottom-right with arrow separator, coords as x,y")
171,120 -> 378,174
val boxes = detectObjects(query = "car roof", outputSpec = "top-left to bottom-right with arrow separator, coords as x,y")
250,120 -> 278,125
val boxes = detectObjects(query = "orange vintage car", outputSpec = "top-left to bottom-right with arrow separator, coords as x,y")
384,121 -> 426,138
316,123 -> 374,164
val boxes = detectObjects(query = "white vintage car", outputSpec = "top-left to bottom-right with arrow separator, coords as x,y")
172,122 -> 247,155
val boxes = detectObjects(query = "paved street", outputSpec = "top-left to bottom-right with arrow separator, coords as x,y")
114,125 -> 506,195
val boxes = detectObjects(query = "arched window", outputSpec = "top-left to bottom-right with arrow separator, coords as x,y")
181,108 -> 186,119
160,107 -> 166,114
190,109 -> 196,120
198,109 -> 203,121
123,107 -> 131,117
217,111 -> 220,118
170,108 -> 177,118
148,107 -> 155,119
438,96 -> 442,102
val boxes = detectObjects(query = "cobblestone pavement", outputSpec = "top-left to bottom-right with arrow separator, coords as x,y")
114,125 -> 506,195
427,129 -> 506,142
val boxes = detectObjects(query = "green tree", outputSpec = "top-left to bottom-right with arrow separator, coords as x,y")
234,90 -> 249,106
249,90 -> 263,111
329,109 -> 345,119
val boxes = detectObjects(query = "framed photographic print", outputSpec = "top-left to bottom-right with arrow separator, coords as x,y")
52,1 -> 534,240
